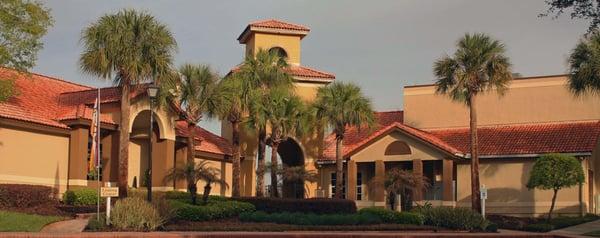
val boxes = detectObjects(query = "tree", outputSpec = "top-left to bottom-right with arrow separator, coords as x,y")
434,33 -> 512,213
527,154 -> 584,221
0,0 -> 53,101
313,82 -> 375,199
276,165 -> 318,198
541,0 -> 600,33
80,9 -> 177,198
164,160 -> 228,205
382,168 -> 430,211
241,49 -> 293,197
162,64 -> 219,201
567,32 -> 600,95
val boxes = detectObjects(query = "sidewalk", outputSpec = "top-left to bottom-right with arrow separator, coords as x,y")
39,216 -> 90,234
550,219 -> 600,237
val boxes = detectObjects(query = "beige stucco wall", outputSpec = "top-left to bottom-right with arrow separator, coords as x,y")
456,159 -> 587,216
404,75 -> 600,129
246,32 -> 302,65
0,126 -> 70,195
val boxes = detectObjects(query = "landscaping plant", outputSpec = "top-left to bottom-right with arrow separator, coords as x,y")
110,197 -> 166,231
416,206 -> 488,231
62,188 -> 101,206
234,197 -> 357,214
164,160 -> 228,204
170,199 -> 255,221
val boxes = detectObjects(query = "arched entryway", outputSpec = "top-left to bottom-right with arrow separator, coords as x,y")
128,110 -> 160,188
277,138 -> 305,198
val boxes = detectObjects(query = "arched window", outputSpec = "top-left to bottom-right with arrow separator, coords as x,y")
269,47 -> 288,59
384,141 -> 411,155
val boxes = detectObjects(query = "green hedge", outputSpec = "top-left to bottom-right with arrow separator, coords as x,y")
239,211 -> 383,226
234,197 -> 356,214
165,191 -> 228,202
62,188 -> 101,206
358,207 -> 424,225
524,223 -> 554,232
416,206 -> 488,231
171,200 -> 255,221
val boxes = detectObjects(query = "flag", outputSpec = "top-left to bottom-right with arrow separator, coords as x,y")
89,89 -> 100,173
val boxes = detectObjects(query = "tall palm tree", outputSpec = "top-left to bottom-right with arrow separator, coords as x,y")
242,49 -> 293,197
434,33 -> 512,213
164,160 -> 228,204
382,168 -> 430,211
313,82 -> 375,199
568,32 -> 600,95
79,9 -> 177,198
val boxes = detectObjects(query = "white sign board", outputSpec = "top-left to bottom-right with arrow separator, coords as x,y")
480,187 -> 488,200
100,187 -> 119,197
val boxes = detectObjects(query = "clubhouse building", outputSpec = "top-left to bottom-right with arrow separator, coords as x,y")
1,19 -> 600,217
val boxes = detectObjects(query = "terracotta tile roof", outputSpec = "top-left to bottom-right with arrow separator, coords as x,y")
0,67 -> 91,128
320,111 -> 463,161
175,120 -> 232,156
248,19 -> 310,32
426,121 -> 600,157
229,65 -> 335,81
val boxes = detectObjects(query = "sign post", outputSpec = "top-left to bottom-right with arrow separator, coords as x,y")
101,183 -> 119,225
480,185 -> 488,218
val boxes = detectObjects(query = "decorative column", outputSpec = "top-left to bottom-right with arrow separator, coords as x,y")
68,126 -> 89,187
442,158 -> 454,202
374,160 -> 385,202
347,160 -> 357,200
412,159 -> 423,201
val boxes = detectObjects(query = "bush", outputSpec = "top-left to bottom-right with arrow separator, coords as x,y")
111,197 -> 166,231
239,211 -> 383,226
358,207 -> 424,225
62,188 -> 101,206
486,222 -> 498,232
234,197 -> 356,214
416,206 -> 487,231
524,223 -> 555,232
171,200 -> 255,221
0,184 -> 54,208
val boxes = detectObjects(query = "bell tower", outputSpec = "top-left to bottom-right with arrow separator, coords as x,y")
226,19 -> 335,197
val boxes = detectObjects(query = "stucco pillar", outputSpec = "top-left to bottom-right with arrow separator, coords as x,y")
173,146 -> 187,190
152,138 -> 175,189
412,159 -> 423,201
442,158 -> 454,202
68,127 -> 89,186
241,158 -> 256,196
347,160 -> 357,200
374,160 -> 385,202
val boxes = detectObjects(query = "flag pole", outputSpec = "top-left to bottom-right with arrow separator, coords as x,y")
97,87 -> 101,221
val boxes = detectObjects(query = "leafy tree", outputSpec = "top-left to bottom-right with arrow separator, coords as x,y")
164,160 -> 228,205
0,0 -> 53,101
434,33 -> 512,213
567,32 -> 600,95
526,154 -> 584,221
276,165 -> 318,198
313,82 -> 375,199
80,9 -> 177,197
382,168 -> 430,211
541,0 -> 600,33
241,49 -> 293,197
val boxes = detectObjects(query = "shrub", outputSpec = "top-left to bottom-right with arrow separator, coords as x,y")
0,184 -> 54,208
524,223 -> 555,232
164,191 -> 228,202
358,207 -> 424,225
417,206 -> 487,231
111,197 -> 166,231
486,222 -> 498,232
171,200 -> 255,221
239,211 -> 384,226
62,188 -> 101,206
234,197 -> 356,214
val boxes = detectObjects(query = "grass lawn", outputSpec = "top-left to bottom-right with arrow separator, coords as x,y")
0,210 -> 64,232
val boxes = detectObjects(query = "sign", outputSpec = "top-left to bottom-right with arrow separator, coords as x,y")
480,187 -> 488,200
100,187 -> 119,197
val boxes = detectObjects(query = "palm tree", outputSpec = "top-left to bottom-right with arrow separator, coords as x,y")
433,33 -> 512,213
382,168 -> 430,211
79,9 -> 177,198
164,160 -> 228,204
278,165 -> 318,198
568,32 -> 600,95
242,49 -> 293,197
313,82 -> 375,199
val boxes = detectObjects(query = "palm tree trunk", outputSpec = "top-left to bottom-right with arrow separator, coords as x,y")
256,128 -> 267,197
231,120 -> 241,197
202,183 -> 212,205
335,135 -> 344,199
548,188 -> 559,222
270,141 -> 280,198
186,123 -> 198,204
469,95 -> 482,213
118,82 -> 130,198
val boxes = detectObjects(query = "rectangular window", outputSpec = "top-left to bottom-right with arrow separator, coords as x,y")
357,172 -> 363,200
330,172 -> 346,198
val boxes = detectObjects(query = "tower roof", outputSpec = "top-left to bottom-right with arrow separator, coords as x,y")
238,19 -> 310,43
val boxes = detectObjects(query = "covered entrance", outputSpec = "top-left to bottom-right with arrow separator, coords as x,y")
277,138 -> 306,198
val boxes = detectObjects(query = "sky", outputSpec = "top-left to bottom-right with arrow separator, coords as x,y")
33,0 -> 588,134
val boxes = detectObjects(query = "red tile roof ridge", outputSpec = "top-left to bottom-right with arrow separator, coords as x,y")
249,19 -> 310,31
424,120 -> 600,131
292,65 -> 335,79
0,66 -> 92,90
60,83 -> 150,95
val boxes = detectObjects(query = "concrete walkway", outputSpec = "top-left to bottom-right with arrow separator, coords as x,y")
39,217 -> 90,233
550,219 -> 600,237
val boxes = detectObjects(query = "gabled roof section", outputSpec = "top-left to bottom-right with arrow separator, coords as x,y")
426,121 -> 600,157
175,121 -> 232,156
229,64 -> 335,83
238,19 -> 310,43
